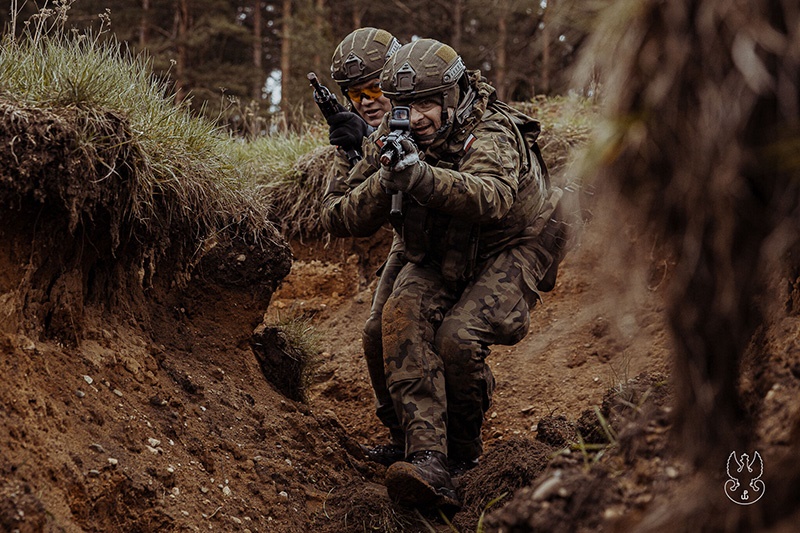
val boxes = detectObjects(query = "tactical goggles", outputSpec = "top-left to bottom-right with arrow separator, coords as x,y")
391,97 -> 441,113
347,83 -> 383,103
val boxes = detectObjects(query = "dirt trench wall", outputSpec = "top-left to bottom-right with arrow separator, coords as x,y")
0,101 -> 292,344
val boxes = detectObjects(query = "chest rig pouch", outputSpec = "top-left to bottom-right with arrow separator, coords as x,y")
400,158 -> 480,284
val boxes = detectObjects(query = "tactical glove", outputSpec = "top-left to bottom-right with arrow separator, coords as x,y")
379,138 -> 433,201
327,111 -> 369,153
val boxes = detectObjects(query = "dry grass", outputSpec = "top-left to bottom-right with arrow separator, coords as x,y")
312,482 -> 430,533
0,5 -> 288,253
260,143 -> 336,242
514,94 -> 599,180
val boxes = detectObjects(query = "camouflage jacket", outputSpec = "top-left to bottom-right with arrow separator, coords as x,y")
321,71 -> 556,282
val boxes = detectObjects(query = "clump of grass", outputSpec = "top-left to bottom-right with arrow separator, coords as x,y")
251,312 -> 321,402
272,312 -> 322,365
231,127 -> 327,186
259,143 -> 335,242
514,94 -> 599,179
0,3 -> 290,248
313,483 -> 428,533
229,128 -> 332,241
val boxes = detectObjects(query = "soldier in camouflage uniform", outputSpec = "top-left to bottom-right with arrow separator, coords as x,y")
323,28 -> 408,466
322,38 -> 563,508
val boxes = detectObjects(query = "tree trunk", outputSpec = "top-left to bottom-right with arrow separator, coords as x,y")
451,0 -> 463,51
313,0 -> 324,77
280,0 -> 292,124
174,0 -> 189,105
139,0 -> 150,49
252,0 -> 263,101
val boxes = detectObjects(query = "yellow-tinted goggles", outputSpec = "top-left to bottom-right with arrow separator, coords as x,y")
347,84 -> 383,103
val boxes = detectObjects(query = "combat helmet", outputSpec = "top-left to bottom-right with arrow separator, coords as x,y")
379,38 -> 467,111
331,28 -> 401,89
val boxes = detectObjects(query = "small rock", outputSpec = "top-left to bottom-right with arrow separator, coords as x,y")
200,486 -> 209,494
278,491 -> 288,498
149,396 -> 167,407
145,445 -> 161,454
222,486 -> 232,496
236,254 -> 247,262
87,469 -> 101,477
172,487 -> 180,496
148,438 -> 161,448
532,471 -> 563,501
231,517 -> 242,525
181,511 -> 190,517
83,375 -> 94,385
89,443 -> 105,453
113,389 -> 123,397
107,458 -> 118,466
665,466 -> 679,479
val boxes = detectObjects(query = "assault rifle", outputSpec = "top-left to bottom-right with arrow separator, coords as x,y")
378,106 -> 411,217
307,72 -> 361,166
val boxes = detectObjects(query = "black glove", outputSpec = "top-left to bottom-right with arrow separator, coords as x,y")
327,111 -> 368,152
379,138 -> 433,201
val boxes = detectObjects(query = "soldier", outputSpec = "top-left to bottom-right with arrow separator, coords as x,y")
326,27 -> 400,158
321,38 -> 564,509
322,28 -> 408,466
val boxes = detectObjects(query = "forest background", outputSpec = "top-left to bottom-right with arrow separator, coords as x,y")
1,0 -> 598,134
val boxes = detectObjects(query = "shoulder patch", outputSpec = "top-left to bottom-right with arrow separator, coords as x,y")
463,134 -> 476,152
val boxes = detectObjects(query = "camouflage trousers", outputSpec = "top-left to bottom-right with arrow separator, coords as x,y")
362,233 -> 405,445
382,236 -> 552,460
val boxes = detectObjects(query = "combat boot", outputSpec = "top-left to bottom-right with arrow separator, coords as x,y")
385,450 -> 460,509
449,457 -> 479,478
359,442 -> 405,466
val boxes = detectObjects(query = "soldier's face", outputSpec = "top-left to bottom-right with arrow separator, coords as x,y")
408,98 -> 442,145
349,79 -> 392,127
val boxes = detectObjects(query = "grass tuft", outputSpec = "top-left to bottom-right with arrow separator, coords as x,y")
0,5 -> 298,249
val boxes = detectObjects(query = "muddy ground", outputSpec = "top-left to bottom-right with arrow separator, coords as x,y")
3,180 -> 799,533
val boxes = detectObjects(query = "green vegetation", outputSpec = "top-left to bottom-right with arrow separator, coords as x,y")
0,7 -> 327,245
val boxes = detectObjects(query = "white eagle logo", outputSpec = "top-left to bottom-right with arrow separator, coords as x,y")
725,451 -> 765,505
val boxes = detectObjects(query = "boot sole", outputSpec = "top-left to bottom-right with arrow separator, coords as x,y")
385,462 -> 461,510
